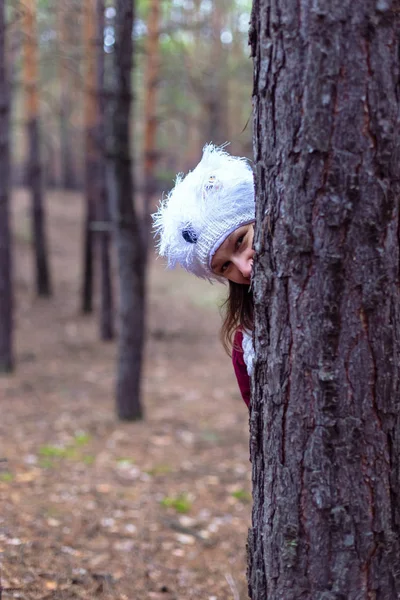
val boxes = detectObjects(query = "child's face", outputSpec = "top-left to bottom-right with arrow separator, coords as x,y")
211,223 -> 255,285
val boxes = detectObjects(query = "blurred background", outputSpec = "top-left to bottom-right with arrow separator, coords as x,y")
11,0 -> 253,189
0,1 -> 253,598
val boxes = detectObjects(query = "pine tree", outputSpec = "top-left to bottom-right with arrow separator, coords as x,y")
57,3 -> 78,189
143,0 -> 161,245
96,0 -> 114,340
81,0 -> 97,313
108,0 -> 144,420
22,0 -> 52,297
249,1 -> 400,598
0,0 -> 13,373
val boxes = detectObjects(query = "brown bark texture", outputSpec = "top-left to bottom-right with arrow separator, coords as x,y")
110,0 -> 144,421
249,1 -> 400,599
0,0 -> 13,372
22,0 -> 51,297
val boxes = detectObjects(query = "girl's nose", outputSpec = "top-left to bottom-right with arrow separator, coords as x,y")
235,256 -> 253,279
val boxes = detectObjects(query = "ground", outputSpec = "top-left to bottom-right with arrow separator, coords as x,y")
0,189 -> 251,600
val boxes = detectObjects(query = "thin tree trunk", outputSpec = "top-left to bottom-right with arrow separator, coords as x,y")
109,0 -> 144,421
249,2 -> 400,599
7,7 -> 20,92
22,0 -> 51,297
187,0 -> 202,167
206,4 -> 227,145
96,0 -> 113,340
143,0 -> 161,247
228,10 -> 246,144
65,0 -> 85,191
58,4 -> 78,190
81,0 -> 98,313
0,0 -> 13,373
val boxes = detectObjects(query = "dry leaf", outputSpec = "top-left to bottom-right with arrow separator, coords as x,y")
16,470 -> 40,483
45,580 -> 58,590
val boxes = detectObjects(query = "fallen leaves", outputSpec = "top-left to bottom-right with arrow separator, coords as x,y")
1,188 -> 251,600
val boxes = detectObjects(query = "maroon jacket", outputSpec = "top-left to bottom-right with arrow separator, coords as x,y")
232,329 -> 251,408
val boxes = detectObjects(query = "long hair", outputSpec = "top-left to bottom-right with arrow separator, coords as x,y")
220,281 -> 253,355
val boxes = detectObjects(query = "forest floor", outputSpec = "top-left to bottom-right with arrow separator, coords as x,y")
0,189 -> 251,600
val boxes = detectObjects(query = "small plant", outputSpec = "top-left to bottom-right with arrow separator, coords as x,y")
0,472 -> 13,482
38,433 -> 94,468
39,445 -> 71,459
231,489 -> 251,504
161,493 -> 192,514
73,432 -> 91,446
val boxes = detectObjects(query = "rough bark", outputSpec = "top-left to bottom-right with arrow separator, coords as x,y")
22,0 -> 51,297
109,0 -> 144,421
0,0 -> 13,373
249,1 -> 400,599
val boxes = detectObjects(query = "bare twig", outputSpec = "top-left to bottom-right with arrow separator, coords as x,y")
225,572 -> 240,600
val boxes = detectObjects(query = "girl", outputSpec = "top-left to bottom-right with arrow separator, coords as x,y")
153,144 -> 255,408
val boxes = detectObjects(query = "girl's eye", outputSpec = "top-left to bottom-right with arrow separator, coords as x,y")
236,235 -> 245,248
221,261 -> 231,273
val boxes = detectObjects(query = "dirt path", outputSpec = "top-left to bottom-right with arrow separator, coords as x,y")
0,189 -> 251,599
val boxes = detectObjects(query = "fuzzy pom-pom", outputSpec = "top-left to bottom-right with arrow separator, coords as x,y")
153,143 -> 255,280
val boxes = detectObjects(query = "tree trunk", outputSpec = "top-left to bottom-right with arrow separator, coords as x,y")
109,0 -> 144,421
143,0 -> 161,244
186,0 -> 202,167
249,2 -> 400,599
206,5 -> 228,145
0,0 -> 13,373
81,0 -> 98,314
58,4 -> 79,190
22,0 -> 51,297
96,0 -> 114,340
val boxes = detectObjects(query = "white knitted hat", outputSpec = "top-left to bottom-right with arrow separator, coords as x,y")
153,143 -> 255,281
